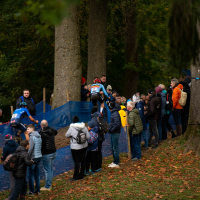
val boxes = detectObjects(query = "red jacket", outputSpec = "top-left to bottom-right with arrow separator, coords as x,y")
172,84 -> 183,109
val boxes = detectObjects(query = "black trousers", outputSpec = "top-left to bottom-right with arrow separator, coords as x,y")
86,151 -> 96,172
71,148 -> 87,180
10,177 -> 27,200
166,114 -> 173,132
181,107 -> 189,134
95,141 -> 103,170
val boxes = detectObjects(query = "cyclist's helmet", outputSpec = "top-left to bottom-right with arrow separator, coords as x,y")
94,78 -> 101,84
19,102 -> 27,107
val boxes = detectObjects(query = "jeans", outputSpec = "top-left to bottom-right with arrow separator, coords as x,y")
172,109 -> 182,125
86,151 -> 96,172
10,177 -> 27,200
141,130 -> 148,147
8,171 -> 15,199
130,133 -> 141,159
166,113 -> 173,132
111,133 -> 120,165
42,152 -> 56,188
71,148 -> 87,180
157,118 -> 162,141
29,157 -> 42,193
148,120 -> 159,145
95,141 -> 103,170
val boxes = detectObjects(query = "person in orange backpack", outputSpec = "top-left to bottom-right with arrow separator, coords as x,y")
171,79 -> 183,136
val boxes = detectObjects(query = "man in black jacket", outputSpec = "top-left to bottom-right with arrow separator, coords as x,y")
39,120 -> 57,191
10,140 -> 34,200
108,102 -> 121,168
146,89 -> 160,149
16,89 -> 36,116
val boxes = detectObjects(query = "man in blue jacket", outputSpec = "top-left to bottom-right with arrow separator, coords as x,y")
1,134 -> 19,199
108,102 -> 121,168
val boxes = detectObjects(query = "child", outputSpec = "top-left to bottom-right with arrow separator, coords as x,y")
85,121 -> 98,175
1,134 -> 19,199
10,140 -> 34,200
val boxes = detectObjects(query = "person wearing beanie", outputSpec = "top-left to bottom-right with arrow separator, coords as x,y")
1,134 -> 19,199
65,116 -> 90,181
85,121 -> 98,175
81,77 -> 89,101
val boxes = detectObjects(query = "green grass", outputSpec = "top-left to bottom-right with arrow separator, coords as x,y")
1,136 -> 200,199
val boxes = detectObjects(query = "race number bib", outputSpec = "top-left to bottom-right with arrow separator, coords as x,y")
12,114 -> 17,118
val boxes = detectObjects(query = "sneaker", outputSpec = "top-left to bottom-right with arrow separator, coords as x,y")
108,163 -> 119,168
34,191 -> 41,195
27,191 -> 34,195
40,187 -> 51,191
108,162 -> 114,167
98,168 -> 102,172
131,157 -> 141,161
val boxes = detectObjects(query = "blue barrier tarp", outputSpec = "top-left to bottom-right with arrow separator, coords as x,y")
35,101 -> 51,116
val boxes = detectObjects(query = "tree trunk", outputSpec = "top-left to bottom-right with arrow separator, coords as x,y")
52,5 -> 82,109
124,0 -> 139,98
184,22 -> 200,155
87,0 -> 107,84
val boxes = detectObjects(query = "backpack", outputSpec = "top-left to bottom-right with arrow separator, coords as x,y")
20,96 -> 34,105
178,88 -> 187,106
74,130 -> 86,144
118,109 -> 126,127
3,153 -> 19,171
165,94 -> 173,111
98,117 -> 108,135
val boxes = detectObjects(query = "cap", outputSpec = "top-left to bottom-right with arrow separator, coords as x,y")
147,89 -> 154,94
81,77 -> 86,84
4,134 -> 12,141
88,121 -> 95,128
107,85 -> 112,90
155,86 -> 162,94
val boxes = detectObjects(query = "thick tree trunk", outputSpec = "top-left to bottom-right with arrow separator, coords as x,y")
124,0 -> 139,98
87,0 -> 107,84
52,5 -> 82,109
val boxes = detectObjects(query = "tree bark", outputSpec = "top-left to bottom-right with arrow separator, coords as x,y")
184,22 -> 200,155
124,0 -> 139,98
52,5 -> 82,109
87,0 -> 107,84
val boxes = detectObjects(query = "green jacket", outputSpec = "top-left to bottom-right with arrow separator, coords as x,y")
128,109 -> 143,135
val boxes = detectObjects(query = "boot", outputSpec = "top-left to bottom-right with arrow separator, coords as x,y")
176,125 -> 182,136
171,130 -> 177,138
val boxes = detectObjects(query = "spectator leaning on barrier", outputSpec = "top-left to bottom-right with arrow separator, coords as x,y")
39,120 -> 57,191
1,134 -> 19,200
65,116 -> 90,181
146,89 -> 160,149
171,79 -> 183,136
10,140 -> 34,200
108,102 -> 121,168
16,89 -> 36,116
27,124 -> 42,195
127,101 -> 143,161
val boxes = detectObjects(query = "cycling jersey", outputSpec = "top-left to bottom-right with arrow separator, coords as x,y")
91,83 -> 109,98
10,108 -> 31,124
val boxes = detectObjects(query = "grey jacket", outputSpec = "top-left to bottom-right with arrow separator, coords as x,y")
28,131 -> 42,159
65,122 -> 90,150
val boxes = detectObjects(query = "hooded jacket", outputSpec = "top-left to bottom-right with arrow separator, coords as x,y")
128,109 -> 143,135
1,140 -> 19,161
28,131 -> 42,159
91,111 -> 102,128
156,92 -> 166,118
13,146 -> 34,178
172,84 -> 184,109
136,101 -> 147,130
87,126 -> 98,151
65,122 -> 90,150
146,94 -> 160,120
108,104 -> 121,133
39,126 -> 57,155
162,90 -> 170,115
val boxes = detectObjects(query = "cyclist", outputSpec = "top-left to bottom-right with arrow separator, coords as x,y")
91,78 -> 109,113
10,102 -> 39,141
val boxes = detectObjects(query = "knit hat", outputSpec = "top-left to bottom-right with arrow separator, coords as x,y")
91,107 -> 98,114
4,134 -> 12,141
155,86 -> 162,94
81,77 -> 86,85
107,85 -> 112,90
88,121 -> 95,128
147,89 -> 154,94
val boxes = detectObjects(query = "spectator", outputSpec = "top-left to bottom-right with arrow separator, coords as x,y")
86,84 -> 91,102
135,98 -> 148,149
10,140 -> 34,200
146,89 -> 160,149
81,77 -> 90,101
121,96 -> 127,106
39,120 -> 57,190
27,124 -> 42,195
115,95 -> 121,105
180,81 -> 190,134
1,134 -> 19,199
91,107 -> 103,171
111,91 -> 117,102
144,97 -> 149,115
100,75 -> 107,90
171,79 -> 183,136
85,121 -> 98,175
16,89 -> 36,116
127,97 -> 132,103
65,116 -> 90,181
141,94 -> 146,101
127,101 -> 143,160
108,102 -> 121,168
106,85 -> 113,102
132,94 -> 140,104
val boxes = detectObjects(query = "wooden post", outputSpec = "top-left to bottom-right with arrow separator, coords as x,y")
11,106 -> 14,117
43,87 -> 46,113
126,111 -> 131,159
67,90 -> 70,101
